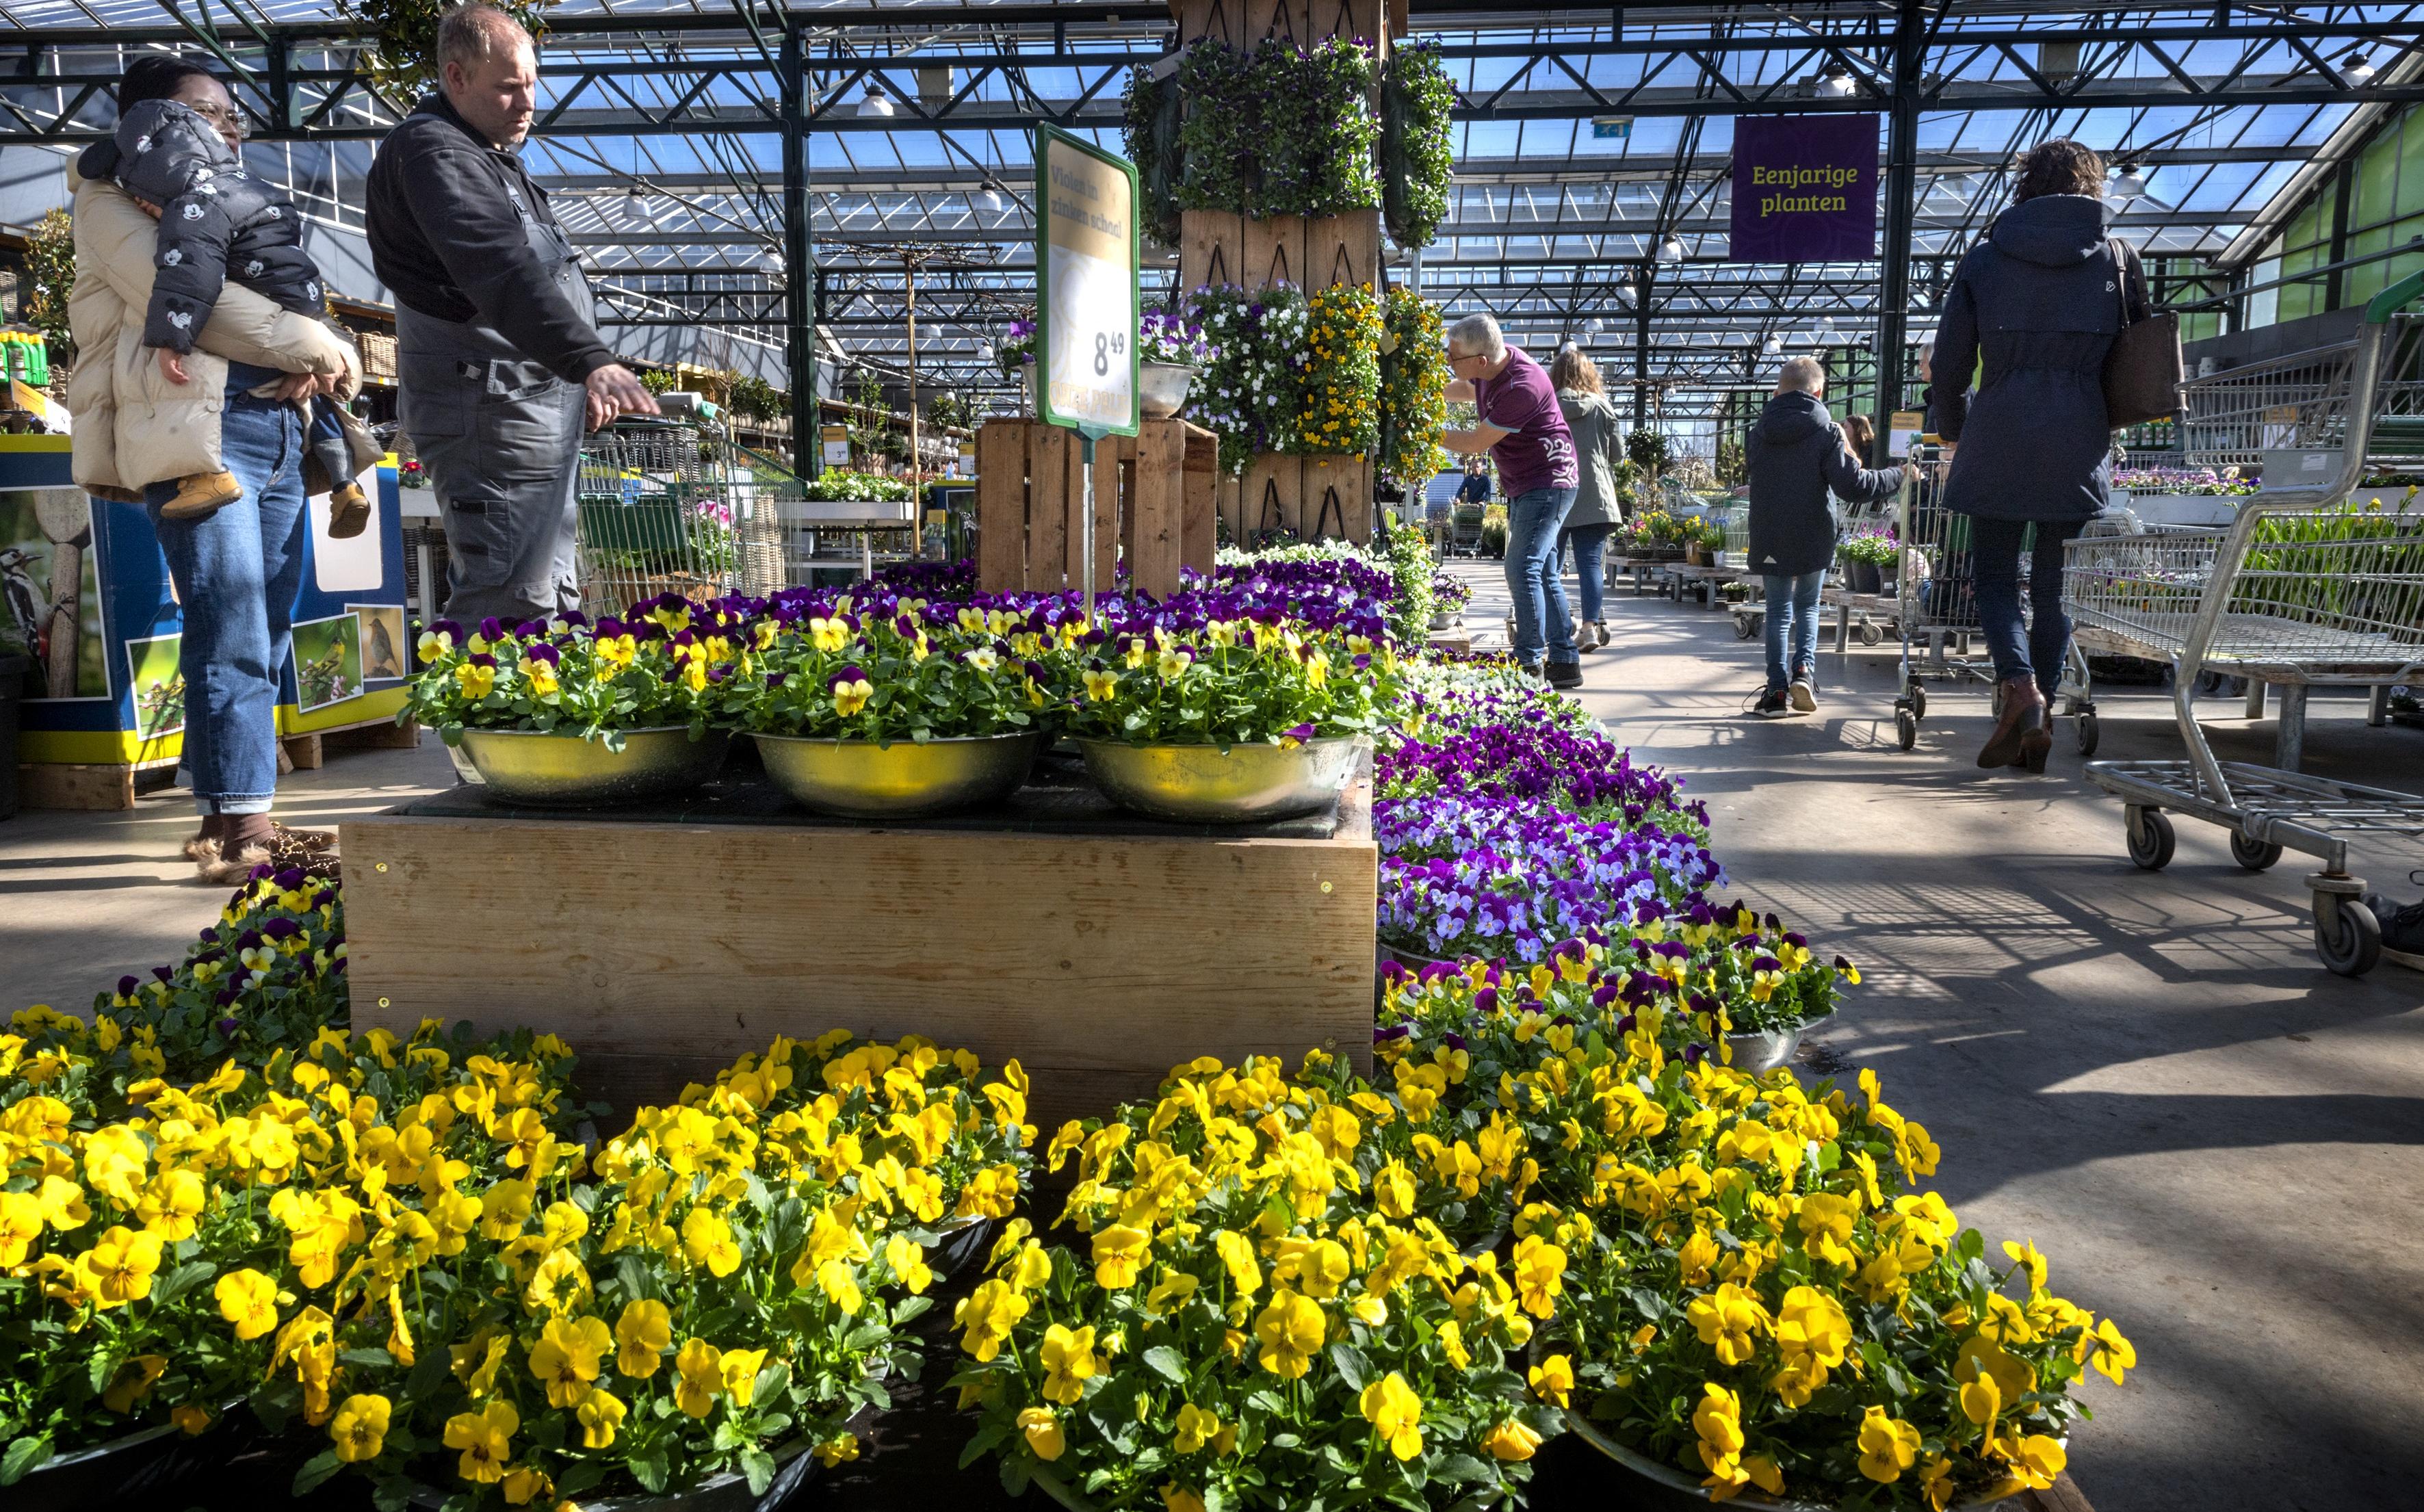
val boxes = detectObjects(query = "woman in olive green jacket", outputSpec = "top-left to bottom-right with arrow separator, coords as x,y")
1551,346 -> 1625,649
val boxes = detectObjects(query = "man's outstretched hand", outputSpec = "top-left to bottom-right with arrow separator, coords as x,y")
584,363 -> 660,432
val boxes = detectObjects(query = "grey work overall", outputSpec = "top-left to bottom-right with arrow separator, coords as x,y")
396,184 -> 592,625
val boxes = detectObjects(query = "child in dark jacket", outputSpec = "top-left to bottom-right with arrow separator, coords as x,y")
101,97 -> 367,532
1743,357 -> 1903,716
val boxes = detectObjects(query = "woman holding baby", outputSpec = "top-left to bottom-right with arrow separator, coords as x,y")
66,57 -> 369,882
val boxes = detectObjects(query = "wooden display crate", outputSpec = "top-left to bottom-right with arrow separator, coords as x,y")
344,768 -> 1378,1128
975,418 -> 1218,597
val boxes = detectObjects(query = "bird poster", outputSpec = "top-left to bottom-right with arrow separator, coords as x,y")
122,631 -> 185,742
0,488 -> 109,700
289,610 -> 365,714
346,603 -> 406,681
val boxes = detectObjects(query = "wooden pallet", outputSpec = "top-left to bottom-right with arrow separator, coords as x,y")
975,419 -> 1218,596
15,715 -> 419,812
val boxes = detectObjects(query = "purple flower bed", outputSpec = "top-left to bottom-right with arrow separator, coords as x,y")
1374,793 -> 1724,963
1381,687 -> 1706,828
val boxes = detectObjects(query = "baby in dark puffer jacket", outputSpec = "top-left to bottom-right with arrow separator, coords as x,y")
103,97 -> 366,531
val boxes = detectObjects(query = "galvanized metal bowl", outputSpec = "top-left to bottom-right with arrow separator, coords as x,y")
1138,361 -> 1197,419
1078,736 -> 1361,824
753,730 -> 1041,818
456,726 -> 729,807
1723,1023 -> 1803,1073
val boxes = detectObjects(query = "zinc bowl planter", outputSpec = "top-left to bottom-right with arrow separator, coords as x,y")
752,731 -> 1042,818
1077,736 -> 1363,824
1138,362 -> 1199,419
456,726 -> 731,807
1562,1410 -> 2036,1511
1723,1022 -> 1803,1073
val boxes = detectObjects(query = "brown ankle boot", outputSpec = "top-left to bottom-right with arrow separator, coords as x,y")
327,480 -> 371,539
1978,677 -> 2048,769
159,470 -> 242,521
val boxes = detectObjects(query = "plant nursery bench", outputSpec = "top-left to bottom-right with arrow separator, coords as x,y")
346,746 -> 1378,1126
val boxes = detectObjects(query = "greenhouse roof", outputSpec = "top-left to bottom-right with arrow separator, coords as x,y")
1,1 -> 2416,410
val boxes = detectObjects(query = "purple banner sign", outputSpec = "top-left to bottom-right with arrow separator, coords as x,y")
1730,114 -> 1880,262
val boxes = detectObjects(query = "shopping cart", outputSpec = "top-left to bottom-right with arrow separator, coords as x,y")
574,404 -> 787,616
2065,270 -> 2424,976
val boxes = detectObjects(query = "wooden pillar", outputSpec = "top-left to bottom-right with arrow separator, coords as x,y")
975,420 -> 1030,592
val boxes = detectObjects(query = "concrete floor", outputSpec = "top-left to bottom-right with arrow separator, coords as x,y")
6,571 -> 2423,1512
1456,558 -> 2424,1512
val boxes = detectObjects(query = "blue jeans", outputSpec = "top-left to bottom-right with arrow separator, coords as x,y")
1505,486 -> 1578,666
1561,523 -> 1617,623
145,391 -> 310,816
1971,516 -> 2083,699
1763,569 -> 1827,691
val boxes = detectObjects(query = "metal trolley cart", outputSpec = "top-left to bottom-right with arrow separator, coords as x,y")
574,402 -> 789,617
2063,271 -> 2424,976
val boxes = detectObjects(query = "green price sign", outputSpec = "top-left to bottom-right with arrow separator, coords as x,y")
1034,125 -> 1140,439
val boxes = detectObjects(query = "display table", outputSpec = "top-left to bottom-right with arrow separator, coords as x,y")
346,748 -> 1379,1123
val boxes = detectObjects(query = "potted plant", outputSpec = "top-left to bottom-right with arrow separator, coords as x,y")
1837,528 -> 1897,596
735,590 -> 1052,818
950,1051 -> 1558,1512
1138,309 -> 1213,420
1062,602 -> 1400,823
401,600 -> 735,806
1428,571 -> 1472,630
1001,319 -> 1039,411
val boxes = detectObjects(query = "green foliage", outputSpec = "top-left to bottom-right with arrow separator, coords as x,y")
1626,426 -> 1671,475
1175,38 -> 1381,219
1122,65 -> 1184,247
1377,289 -> 1452,488
21,208 -> 75,363
1380,42 -> 1455,250
726,375 -> 786,423
333,0 -> 553,100
847,370 -> 891,458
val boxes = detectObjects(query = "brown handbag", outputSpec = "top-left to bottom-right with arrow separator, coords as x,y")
2102,238 -> 2182,428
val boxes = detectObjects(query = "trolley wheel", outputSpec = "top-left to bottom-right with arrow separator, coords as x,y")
1910,685 -> 1929,721
2124,807 -> 2176,871
2076,711 -> 2100,757
1734,613 -> 1757,640
1858,619 -> 1883,647
2314,896 -> 2383,978
2229,829 -> 2284,872
1895,708 -> 1918,751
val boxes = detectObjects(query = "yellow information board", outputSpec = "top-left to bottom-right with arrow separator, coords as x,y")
1034,125 -> 1138,437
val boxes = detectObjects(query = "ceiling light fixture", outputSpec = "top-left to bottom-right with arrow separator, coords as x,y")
2108,163 -> 2147,200
979,187 -> 1004,213
1656,236 -> 1685,265
859,86 -> 894,118
1814,65 -> 1857,99
2337,51 -> 2375,88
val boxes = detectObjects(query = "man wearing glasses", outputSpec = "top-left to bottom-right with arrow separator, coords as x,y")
365,2 -> 657,624
1442,313 -> 1582,688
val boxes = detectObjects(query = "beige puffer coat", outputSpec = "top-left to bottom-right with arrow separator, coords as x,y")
66,161 -> 377,500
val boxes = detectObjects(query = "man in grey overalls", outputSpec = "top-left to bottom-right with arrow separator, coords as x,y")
365,2 -> 657,625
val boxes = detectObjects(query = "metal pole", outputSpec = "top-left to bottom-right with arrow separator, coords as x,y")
907,256 -> 921,493
1873,0 -> 1923,467
1632,261 -> 1652,426
780,23 -> 816,480
1080,432 -> 1097,618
